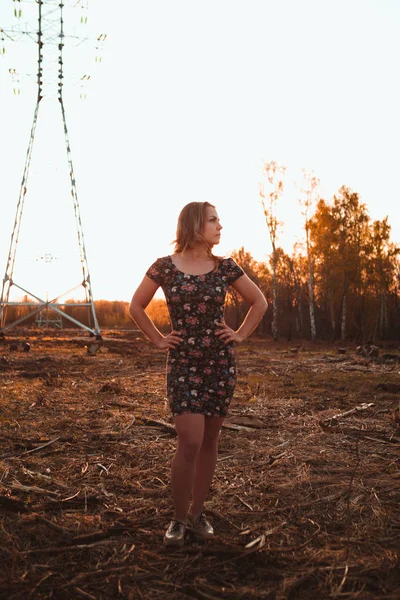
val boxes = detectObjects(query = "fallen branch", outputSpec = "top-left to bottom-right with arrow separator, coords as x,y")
319,402 -> 375,428
20,513 -> 71,535
22,538 -> 115,555
35,493 -> 102,511
21,436 -> 61,456
222,423 -> 254,432
224,415 -> 265,429
318,427 -> 400,444
230,491 -> 347,516
235,495 -> 253,511
135,417 -> 176,434
72,588 -> 97,600
9,480 -> 60,497
69,526 -> 129,545
62,567 -> 155,588
0,436 -> 61,460
22,467 -> 68,489
362,434 -> 400,445
245,521 -> 287,549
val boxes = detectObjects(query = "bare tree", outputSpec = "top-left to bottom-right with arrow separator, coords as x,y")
259,160 -> 286,341
297,169 -> 320,341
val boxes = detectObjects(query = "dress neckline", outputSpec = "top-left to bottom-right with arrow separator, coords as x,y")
168,255 -> 219,277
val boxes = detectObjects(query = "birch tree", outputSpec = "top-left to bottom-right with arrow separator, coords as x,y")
259,161 -> 286,341
368,218 -> 400,339
297,169 -> 319,341
334,187 -> 370,340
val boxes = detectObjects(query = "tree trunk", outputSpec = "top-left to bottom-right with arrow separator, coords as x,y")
305,232 -> 317,341
384,295 -> 389,336
379,293 -> 389,339
292,269 -> 304,337
341,293 -> 347,341
296,293 -> 304,336
272,250 -> 278,341
308,260 -> 316,341
329,292 -> 336,335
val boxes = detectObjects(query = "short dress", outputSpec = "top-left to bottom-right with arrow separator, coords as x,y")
146,256 -> 244,417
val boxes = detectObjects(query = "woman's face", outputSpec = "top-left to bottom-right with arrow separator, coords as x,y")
202,205 -> 222,247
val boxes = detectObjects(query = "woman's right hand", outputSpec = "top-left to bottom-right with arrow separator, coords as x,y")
155,330 -> 183,350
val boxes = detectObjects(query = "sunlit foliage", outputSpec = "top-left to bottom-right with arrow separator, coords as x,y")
3,181 -> 399,341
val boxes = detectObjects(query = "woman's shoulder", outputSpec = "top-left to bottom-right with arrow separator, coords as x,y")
217,256 -> 244,281
146,256 -> 172,282
217,256 -> 240,268
153,255 -> 171,266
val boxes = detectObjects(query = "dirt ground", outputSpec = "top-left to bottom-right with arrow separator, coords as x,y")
0,329 -> 399,600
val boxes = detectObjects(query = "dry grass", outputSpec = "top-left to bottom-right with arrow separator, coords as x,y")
0,330 -> 399,599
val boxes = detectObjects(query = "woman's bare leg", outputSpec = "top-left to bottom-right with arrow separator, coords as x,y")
189,416 -> 224,518
171,413 -> 205,522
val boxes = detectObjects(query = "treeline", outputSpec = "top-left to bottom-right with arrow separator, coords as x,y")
3,298 -> 171,333
247,175 -> 400,341
4,171 -> 400,341
90,298 -> 170,331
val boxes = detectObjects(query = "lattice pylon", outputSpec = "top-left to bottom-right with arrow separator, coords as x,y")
0,0 -> 101,337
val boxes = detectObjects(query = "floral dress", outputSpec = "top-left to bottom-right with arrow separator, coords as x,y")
146,256 -> 244,417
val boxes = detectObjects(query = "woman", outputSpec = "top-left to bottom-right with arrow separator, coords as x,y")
129,202 -> 267,546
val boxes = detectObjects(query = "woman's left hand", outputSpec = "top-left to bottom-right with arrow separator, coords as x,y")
215,321 -> 245,345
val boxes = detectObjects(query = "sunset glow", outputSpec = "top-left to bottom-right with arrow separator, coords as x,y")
0,0 -> 399,302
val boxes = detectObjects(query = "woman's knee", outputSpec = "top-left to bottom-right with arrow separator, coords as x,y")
177,437 -> 202,462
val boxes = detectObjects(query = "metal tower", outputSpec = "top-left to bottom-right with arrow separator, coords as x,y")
0,0 -> 105,336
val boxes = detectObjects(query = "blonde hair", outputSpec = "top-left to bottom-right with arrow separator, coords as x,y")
173,201 -> 216,254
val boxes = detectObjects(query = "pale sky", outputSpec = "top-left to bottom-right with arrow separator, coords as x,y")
0,0 -> 399,302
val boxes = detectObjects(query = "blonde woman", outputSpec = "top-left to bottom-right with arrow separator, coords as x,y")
130,202 -> 267,546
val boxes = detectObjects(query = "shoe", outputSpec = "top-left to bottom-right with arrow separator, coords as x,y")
187,512 -> 214,538
163,520 -> 186,547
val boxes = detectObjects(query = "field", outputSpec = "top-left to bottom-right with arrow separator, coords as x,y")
0,329 -> 399,600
